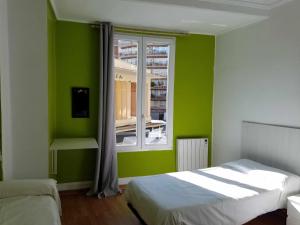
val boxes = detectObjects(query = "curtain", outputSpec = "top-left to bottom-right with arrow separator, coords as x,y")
88,22 -> 119,198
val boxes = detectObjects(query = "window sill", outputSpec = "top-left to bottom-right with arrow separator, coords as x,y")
116,146 -> 173,153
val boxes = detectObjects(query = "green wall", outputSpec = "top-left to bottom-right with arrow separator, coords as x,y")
118,34 -> 215,177
48,1 -> 57,177
55,22 -> 99,182
174,34 -> 214,165
49,20 -> 215,183
55,22 -> 99,138
48,2 -> 56,144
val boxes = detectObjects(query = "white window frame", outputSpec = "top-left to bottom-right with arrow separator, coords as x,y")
114,33 -> 175,152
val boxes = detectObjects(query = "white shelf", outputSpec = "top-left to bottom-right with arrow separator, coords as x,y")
50,138 -> 98,175
50,138 -> 98,151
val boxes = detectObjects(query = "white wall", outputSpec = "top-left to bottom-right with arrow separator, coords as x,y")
0,0 -> 13,179
0,0 -> 48,179
213,0 -> 300,165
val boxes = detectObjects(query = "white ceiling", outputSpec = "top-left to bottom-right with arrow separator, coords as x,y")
50,0 -> 292,35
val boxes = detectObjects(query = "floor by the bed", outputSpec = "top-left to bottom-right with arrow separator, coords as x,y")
60,189 -> 287,225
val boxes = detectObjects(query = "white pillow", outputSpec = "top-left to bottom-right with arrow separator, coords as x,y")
0,179 -> 61,214
223,159 -> 300,207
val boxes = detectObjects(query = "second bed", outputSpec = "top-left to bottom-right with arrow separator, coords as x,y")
126,159 -> 300,225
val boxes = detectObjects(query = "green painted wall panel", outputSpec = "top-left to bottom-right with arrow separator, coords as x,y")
54,22 -> 99,182
48,1 -> 57,177
118,150 -> 175,177
48,2 -> 56,144
52,21 -> 215,182
117,34 -> 215,178
174,34 -> 215,165
57,149 -> 96,183
55,22 -> 99,139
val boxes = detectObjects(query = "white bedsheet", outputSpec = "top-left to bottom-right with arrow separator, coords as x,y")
125,159 -> 300,225
0,196 -> 61,225
0,179 -> 61,225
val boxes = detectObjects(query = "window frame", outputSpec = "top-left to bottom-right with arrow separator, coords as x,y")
114,33 -> 175,152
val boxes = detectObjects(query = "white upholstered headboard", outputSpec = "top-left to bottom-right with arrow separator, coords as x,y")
242,121 -> 300,175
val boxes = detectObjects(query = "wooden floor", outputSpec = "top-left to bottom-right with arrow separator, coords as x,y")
60,189 -> 287,225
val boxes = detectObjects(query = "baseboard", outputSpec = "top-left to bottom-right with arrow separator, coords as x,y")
57,177 -> 139,191
57,181 -> 93,191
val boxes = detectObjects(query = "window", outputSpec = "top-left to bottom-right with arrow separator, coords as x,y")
113,34 -> 175,151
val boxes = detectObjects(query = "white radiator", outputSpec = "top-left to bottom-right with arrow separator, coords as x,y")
177,138 -> 208,171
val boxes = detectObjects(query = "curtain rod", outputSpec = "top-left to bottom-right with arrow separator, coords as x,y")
90,24 -> 189,36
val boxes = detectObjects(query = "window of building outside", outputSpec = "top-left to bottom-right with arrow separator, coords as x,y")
113,34 -> 175,151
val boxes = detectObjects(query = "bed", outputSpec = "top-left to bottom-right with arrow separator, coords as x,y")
0,179 -> 61,225
125,159 -> 300,225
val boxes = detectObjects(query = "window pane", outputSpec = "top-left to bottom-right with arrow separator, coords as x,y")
145,42 -> 170,145
114,38 -> 138,146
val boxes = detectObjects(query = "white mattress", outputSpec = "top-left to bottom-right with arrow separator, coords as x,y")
125,159 -> 300,225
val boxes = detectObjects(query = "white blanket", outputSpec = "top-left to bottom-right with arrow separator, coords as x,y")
0,196 -> 61,225
0,179 -> 61,225
126,159 -> 300,225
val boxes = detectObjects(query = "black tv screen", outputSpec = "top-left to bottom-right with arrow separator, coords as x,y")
72,87 -> 89,118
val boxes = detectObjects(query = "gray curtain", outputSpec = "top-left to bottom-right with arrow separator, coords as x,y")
89,22 -> 119,198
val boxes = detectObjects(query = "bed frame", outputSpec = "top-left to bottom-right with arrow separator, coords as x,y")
127,203 -> 147,225
242,121 -> 300,175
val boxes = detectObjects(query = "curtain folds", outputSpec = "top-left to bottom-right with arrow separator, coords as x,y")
88,22 -> 120,198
